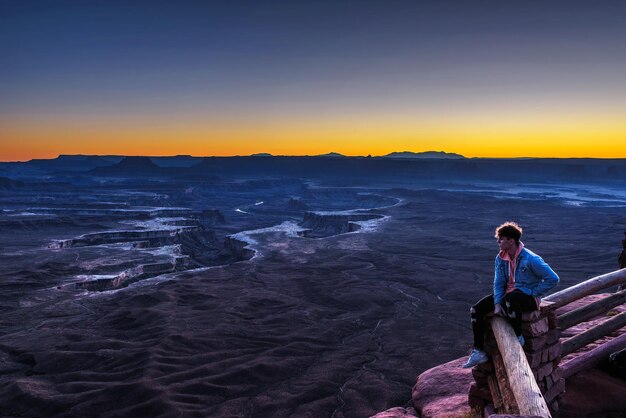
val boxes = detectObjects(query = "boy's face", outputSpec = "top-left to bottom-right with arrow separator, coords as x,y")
497,235 -> 516,253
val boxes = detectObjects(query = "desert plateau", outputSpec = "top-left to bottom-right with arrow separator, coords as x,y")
0,155 -> 625,417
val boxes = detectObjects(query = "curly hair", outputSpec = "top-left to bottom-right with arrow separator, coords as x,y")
495,221 -> 523,244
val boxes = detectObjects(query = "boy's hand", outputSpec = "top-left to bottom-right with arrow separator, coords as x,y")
494,303 -> 505,317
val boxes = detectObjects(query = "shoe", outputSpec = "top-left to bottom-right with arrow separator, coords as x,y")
462,349 -> 488,368
518,335 -> 525,346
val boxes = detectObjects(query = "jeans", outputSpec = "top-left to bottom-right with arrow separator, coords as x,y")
470,289 -> 537,350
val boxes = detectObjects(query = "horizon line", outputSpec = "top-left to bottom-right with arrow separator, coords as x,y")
3,152 -> 626,163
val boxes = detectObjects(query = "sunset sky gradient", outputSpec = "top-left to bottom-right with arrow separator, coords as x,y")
1,0 -> 625,161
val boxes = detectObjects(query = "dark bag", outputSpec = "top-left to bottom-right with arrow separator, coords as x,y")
608,348 -> 626,380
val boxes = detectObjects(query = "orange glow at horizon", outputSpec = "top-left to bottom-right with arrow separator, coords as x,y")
1,110 -> 625,161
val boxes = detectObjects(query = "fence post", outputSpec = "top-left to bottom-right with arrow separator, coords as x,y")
491,317 -> 552,417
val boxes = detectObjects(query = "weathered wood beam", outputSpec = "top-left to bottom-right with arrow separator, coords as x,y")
543,268 -> 626,309
487,373 -> 505,413
558,290 -> 626,330
560,332 -> 626,379
561,311 -> 626,357
491,317 -> 552,418
490,351 -> 519,415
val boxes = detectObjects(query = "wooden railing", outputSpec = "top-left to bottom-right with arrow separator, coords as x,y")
543,268 -> 626,309
546,268 -> 626,380
472,268 -> 626,417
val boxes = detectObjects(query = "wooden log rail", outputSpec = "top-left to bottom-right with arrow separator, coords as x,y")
491,317 -> 552,418
561,310 -> 626,356
547,267 -> 626,395
561,332 -> 626,379
558,290 -> 626,330
543,268 -> 626,358
543,268 -> 626,309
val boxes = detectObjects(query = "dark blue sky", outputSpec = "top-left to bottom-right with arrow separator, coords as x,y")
1,0 -> 625,159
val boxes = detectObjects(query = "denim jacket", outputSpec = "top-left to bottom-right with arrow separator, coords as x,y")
493,247 -> 559,304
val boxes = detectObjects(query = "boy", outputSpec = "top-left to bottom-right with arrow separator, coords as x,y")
463,222 -> 559,368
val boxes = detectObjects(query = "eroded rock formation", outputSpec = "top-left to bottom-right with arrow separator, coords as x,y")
198,209 -> 225,225
299,211 -> 382,237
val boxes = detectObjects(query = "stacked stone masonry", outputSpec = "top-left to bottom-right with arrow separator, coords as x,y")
468,306 -> 566,417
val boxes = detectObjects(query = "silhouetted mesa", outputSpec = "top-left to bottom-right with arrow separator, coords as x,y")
91,156 -> 165,176
28,154 -> 118,172
316,152 -> 346,158
382,150 -> 465,159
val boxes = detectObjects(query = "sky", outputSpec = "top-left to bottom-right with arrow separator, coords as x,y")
1,0 -> 625,161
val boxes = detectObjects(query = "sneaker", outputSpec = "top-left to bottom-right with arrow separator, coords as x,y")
462,349 -> 488,368
518,335 -> 525,346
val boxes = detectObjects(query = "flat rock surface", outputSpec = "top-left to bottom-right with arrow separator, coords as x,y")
412,358 -> 473,418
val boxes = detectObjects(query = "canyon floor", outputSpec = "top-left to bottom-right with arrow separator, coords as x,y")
0,172 -> 624,417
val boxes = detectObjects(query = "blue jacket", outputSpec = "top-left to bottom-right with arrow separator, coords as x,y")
494,247 -> 559,304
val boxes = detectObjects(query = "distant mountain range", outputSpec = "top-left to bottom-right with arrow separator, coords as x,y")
248,151 -> 463,159
28,154 -> 121,171
22,150 -> 464,165
381,151 -> 465,159
2,153 -> 624,185
316,152 -> 346,158
250,152 -> 348,158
